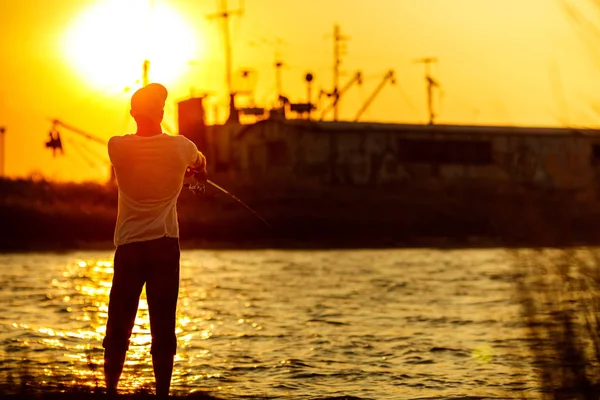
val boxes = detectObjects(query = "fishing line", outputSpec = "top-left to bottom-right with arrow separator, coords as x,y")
68,138 -> 105,171
65,138 -> 106,176
186,175 -> 272,229
73,138 -> 109,166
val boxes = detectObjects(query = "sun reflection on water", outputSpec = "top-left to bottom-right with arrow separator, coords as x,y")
1,249 -> 539,399
34,257 -> 178,392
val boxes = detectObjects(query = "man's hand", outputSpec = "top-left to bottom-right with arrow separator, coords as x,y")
193,166 -> 208,183
185,166 -> 208,182
185,152 -> 208,182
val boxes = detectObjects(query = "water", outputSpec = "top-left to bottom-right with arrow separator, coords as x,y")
0,248 -> 538,399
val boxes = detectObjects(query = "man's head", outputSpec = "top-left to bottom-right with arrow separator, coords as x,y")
130,83 -> 168,125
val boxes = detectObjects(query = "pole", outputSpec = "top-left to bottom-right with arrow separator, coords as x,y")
305,73 -> 314,120
332,25 -> 347,121
142,59 -> 150,87
207,0 -> 243,98
207,0 -> 243,123
415,57 -> 439,125
222,0 -> 233,96
0,127 -> 5,177
275,61 -> 283,99
427,77 -> 434,124
141,0 -> 154,88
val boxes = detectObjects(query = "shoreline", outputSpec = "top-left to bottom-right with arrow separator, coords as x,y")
2,235 -> 598,254
3,177 -> 600,253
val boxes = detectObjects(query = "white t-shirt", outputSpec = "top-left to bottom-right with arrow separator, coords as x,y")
108,133 -> 198,246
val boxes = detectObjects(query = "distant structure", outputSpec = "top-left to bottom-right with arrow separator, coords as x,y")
354,70 -> 395,122
207,0 -> 244,123
178,96 -> 207,152
220,119 -> 600,194
44,119 -> 111,176
193,13 -> 398,125
320,71 -> 362,121
416,57 -> 440,125
142,59 -> 150,87
305,72 -> 314,113
331,24 -> 348,121
0,126 -> 5,177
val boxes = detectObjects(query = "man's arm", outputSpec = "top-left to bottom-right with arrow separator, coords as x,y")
107,136 -> 122,167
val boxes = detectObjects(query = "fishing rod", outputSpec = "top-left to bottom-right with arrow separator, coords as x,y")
187,175 -> 272,229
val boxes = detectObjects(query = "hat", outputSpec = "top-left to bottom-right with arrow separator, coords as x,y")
130,83 -> 168,120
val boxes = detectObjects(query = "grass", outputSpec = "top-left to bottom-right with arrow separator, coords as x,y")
510,198 -> 600,400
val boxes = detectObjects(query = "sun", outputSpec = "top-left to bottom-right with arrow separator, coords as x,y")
63,0 -> 202,91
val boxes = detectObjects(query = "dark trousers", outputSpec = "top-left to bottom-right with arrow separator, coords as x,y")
103,236 -> 180,356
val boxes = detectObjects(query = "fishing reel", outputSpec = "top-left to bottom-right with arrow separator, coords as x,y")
188,181 -> 206,195
185,166 -> 206,195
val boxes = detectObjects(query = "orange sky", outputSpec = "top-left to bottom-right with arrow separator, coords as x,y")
1,0 -> 599,182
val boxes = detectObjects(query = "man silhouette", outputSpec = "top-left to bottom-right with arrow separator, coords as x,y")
103,83 -> 207,397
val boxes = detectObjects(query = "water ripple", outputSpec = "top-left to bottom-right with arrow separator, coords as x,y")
0,249 -> 541,399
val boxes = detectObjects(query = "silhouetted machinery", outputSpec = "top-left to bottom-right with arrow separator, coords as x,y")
46,124 -> 63,156
354,70 -> 396,122
319,71 -> 362,120
43,119 -> 115,180
177,97 -> 207,152
239,106 -> 266,117
45,119 -> 106,155
289,103 -> 315,115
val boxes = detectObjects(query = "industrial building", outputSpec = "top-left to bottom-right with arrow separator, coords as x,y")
178,96 -> 600,195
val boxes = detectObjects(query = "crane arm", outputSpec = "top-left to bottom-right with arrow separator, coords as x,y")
320,71 -> 362,119
52,118 -> 176,145
52,119 -> 107,145
353,70 -> 395,122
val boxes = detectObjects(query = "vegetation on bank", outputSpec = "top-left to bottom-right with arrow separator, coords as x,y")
1,177 -> 600,250
513,247 -> 600,400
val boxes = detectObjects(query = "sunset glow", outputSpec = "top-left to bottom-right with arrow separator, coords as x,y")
63,0 -> 201,91
2,0 -> 599,180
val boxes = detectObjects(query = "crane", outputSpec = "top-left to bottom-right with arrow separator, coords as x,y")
353,70 -> 395,122
319,71 -> 362,121
46,119 -> 107,149
46,112 -> 175,157
44,119 -> 111,177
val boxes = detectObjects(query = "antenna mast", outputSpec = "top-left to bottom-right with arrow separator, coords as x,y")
272,37 -> 285,101
332,24 -> 348,121
142,59 -> 150,87
0,127 -> 5,177
207,0 -> 244,98
275,61 -> 284,99
140,0 -> 155,88
416,57 -> 440,125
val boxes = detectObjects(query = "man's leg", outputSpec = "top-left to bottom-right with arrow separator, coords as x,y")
103,243 -> 145,394
146,237 -> 180,397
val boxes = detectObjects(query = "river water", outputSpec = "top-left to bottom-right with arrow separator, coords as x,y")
0,248 -> 540,399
